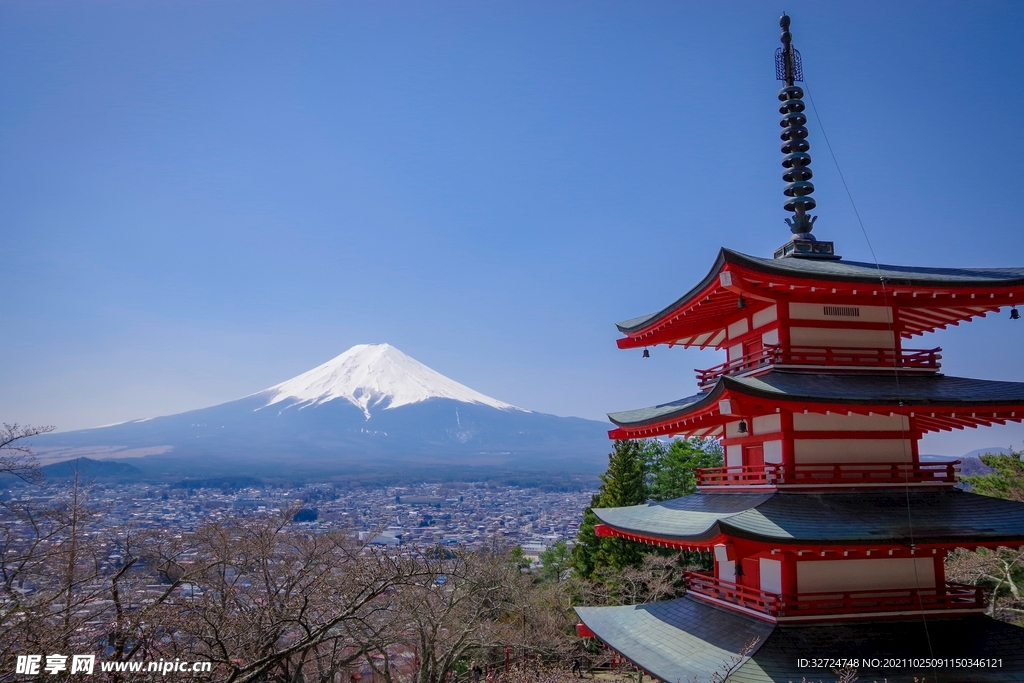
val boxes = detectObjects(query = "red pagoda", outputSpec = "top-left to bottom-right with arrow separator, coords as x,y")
575,15 -> 1024,683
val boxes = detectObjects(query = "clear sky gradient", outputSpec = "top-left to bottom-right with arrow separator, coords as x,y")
3,1 -> 1024,456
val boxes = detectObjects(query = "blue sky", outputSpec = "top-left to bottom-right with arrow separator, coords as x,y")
3,1 -> 1024,456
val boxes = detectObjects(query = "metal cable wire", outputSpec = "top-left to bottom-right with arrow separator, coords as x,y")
803,76 -> 938,668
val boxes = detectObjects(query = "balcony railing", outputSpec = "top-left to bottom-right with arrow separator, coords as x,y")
684,571 -> 986,621
695,345 -> 941,388
695,461 -> 960,488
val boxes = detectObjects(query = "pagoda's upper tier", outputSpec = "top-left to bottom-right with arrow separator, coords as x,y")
616,249 -> 1024,349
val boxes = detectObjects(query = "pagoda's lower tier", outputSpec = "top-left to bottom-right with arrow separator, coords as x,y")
575,596 -> 1024,682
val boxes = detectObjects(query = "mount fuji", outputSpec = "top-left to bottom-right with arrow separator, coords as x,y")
30,344 -> 611,481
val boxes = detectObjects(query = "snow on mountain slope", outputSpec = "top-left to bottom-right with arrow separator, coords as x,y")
260,343 -> 523,418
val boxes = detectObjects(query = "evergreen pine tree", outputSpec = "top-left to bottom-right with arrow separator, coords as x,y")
647,437 -> 724,501
572,439 -> 656,577
962,449 -> 1024,502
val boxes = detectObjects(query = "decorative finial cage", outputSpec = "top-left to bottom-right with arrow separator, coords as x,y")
772,14 -> 837,260
777,13 -> 815,236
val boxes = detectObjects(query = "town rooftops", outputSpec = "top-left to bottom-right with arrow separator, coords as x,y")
575,597 -> 1024,683
607,371 -> 1024,438
616,248 -> 1024,348
591,489 -> 1024,547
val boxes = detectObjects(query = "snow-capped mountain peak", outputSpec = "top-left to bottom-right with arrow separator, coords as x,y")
260,343 -> 523,418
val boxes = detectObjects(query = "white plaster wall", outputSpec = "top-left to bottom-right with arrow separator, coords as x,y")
728,318 -> 750,339
797,558 -> 935,593
788,327 -> 895,349
789,303 -> 893,323
726,445 -> 742,468
762,329 -> 780,345
759,559 -> 782,593
763,440 -> 783,464
753,305 -> 778,329
793,439 -> 912,463
753,414 -> 782,434
728,343 -> 743,361
793,412 -> 909,432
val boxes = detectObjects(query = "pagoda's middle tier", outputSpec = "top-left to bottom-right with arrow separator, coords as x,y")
607,370 -> 1024,489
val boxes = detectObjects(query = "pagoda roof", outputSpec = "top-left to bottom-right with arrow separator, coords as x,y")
575,598 -> 772,683
591,489 -> 1024,547
607,371 -> 1024,438
576,597 -> 1024,682
616,248 -> 1024,348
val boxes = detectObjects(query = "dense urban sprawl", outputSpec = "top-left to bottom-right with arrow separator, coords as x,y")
2,480 -> 593,558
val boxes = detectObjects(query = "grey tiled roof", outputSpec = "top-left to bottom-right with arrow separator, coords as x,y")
574,598 -> 773,683
607,391 -> 711,427
733,372 -> 1024,404
593,490 -> 1024,545
616,248 -> 1024,334
732,249 -> 1024,286
736,615 -> 1024,682
576,597 -> 1024,682
607,372 -> 1024,428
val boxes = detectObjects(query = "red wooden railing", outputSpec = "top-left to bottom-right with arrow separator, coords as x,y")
695,345 -> 941,387
695,461 -> 960,488
685,571 -> 779,616
684,571 -> 986,620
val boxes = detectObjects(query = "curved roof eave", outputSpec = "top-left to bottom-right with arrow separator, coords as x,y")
593,490 -> 1024,546
615,249 -> 730,335
607,372 -> 1024,431
607,381 -> 726,428
615,248 -> 1024,339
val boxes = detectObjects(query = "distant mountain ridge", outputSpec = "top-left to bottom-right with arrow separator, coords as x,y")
921,447 -> 1010,476
30,344 -> 610,481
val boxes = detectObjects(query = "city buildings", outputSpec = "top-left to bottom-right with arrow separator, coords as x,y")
3,480 -> 590,555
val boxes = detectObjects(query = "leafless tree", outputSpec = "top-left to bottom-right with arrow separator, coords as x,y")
0,475 -> 121,674
130,509 -> 434,683
0,423 -> 54,484
946,546 -> 1024,624
578,553 -> 690,607
356,547 -> 524,683
2,495 -> 594,683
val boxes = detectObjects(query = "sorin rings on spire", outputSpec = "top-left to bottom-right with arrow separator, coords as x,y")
776,13 -> 816,236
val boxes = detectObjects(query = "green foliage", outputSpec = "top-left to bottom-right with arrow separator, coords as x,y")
951,449 -> 1024,625
538,539 -> 572,583
572,439 -> 656,578
646,437 -> 723,501
962,450 -> 1024,502
572,438 -> 718,579
571,505 -> 604,579
600,438 -> 656,508
507,546 -> 532,572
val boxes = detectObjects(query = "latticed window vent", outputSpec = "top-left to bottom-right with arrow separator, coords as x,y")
823,306 -> 860,317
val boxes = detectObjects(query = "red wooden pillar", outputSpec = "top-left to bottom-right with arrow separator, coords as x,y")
933,551 -> 946,586
780,552 -> 798,596
780,412 -> 795,468
777,301 -> 791,349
